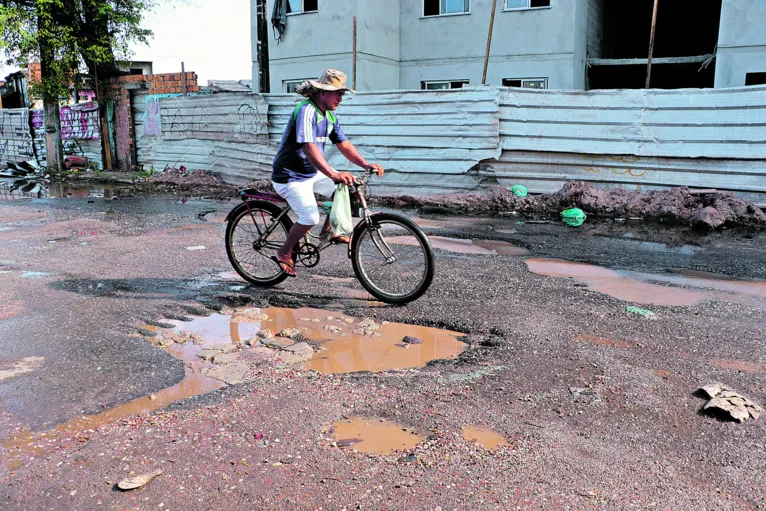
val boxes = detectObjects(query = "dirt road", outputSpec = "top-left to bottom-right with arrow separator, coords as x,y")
0,191 -> 764,510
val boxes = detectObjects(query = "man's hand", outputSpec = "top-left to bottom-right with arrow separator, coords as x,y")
331,171 -> 357,186
367,163 -> 385,177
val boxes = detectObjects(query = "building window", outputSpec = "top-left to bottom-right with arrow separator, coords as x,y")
506,0 -> 550,10
421,80 -> 469,90
745,72 -> 766,86
424,0 -> 470,17
284,79 -> 311,93
503,78 -> 548,89
287,0 -> 317,14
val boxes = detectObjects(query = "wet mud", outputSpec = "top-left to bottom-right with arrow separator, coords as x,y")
376,181 -> 766,228
525,258 -> 766,309
331,417 -> 426,455
461,426 -> 509,450
391,236 -> 529,256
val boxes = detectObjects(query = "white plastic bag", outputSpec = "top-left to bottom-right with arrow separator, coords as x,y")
329,184 -> 353,237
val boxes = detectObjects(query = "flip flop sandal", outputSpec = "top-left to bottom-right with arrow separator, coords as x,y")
330,235 -> 350,245
270,256 -> 297,277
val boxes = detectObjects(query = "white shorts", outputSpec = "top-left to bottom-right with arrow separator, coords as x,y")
272,173 -> 336,226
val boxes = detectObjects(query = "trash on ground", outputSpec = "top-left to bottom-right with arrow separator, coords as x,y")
561,208 -> 587,227
698,384 -> 762,422
185,246 -> 206,251
511,184 -> 528,198
626,306 -> 655,318
117,469 -> 163,491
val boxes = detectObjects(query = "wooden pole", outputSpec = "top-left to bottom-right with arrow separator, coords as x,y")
645,0 -> 660,88
352,16 -> 357,90
482,0 -> 498,85
181,61 -> 187,96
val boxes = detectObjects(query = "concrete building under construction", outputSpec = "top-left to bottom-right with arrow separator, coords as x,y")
252,0 -> 766,92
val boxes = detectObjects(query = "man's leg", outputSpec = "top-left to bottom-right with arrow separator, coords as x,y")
272,176 -> 322,275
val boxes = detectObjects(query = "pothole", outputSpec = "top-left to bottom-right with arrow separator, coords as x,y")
461,426 -> 509,450
391,236 -> 529,256
0,365 -> 223,473
331,417 -> 426,454
200,211 -> 227,223
525,258 -> 766,309
158,307 -> 466,375
1,306 -> 466,472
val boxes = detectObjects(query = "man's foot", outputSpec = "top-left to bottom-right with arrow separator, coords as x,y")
330,235 -> 350,245
270,256 -> 297,277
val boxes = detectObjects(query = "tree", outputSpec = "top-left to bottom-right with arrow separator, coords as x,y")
0,0 -> 153,173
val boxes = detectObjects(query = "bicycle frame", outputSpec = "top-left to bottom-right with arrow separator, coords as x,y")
237,168 -> 397,262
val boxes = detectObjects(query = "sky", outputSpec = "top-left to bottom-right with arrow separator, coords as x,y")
1,0 -> 253,85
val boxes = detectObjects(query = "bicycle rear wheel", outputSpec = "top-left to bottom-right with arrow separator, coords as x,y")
351,213 -> 435,304
225,201 -> 295,286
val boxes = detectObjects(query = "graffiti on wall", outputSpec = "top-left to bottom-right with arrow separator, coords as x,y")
0,110 -> 35,161
59,102 -> 99,140
144,92 -> 210,137
31,110 -> 44,130
160,95 -> 268,143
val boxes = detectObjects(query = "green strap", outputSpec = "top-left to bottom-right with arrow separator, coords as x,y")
291,99 -> 336,124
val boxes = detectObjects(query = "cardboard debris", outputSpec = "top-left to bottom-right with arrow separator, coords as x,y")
698,384 -> 762,422
117,469 -> 163,490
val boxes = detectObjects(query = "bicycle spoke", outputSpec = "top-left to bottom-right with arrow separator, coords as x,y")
354,219 -> 429,299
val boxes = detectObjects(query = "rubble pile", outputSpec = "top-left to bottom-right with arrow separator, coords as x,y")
376,181 -> 766,228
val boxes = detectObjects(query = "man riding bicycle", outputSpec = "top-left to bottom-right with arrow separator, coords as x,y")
271,68 -> 384,277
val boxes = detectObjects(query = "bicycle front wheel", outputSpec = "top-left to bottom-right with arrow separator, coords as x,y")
225,201 -> 295,286
351,213 -> 435,304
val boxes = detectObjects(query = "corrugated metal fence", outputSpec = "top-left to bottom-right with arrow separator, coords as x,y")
134,85 -> 766,202
0,104 -> 102,169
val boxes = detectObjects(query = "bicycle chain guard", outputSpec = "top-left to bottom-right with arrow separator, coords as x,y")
297,242 -> 320,268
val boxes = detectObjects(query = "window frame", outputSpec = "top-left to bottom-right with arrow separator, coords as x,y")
504,0 -> 551,12
283,79 -> 312,93
502,77 -> 548,89
422,0 -> 471,18
745,72 -> 766,86
421,79 -> 470,90
286,0 -> 318,16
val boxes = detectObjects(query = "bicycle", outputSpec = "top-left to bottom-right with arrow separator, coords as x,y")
224,168 -> 435,305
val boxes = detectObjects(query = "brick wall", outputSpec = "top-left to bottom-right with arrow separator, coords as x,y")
103,79 -> 133,170
104,71 -> 198,170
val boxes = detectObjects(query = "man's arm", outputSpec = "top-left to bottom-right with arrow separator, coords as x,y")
303,143 -> 356,185
336,141 -> 384,177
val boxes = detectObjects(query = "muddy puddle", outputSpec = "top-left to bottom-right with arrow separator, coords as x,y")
48,184 -> 117,199
331,417 -> 426,454
525,258 -> 766,309
1,306 -> 464,471
461,426 -> 509,450
200,211 -> 228,223
0,367 -> 223,472
391,236 -> 529,256
164,307 -> 465,375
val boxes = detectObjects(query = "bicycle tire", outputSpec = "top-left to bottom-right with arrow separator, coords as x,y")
225,200 -> 296,287
350,213 -> 435,304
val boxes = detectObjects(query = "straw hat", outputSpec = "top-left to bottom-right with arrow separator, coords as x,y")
307,69 -> 355,93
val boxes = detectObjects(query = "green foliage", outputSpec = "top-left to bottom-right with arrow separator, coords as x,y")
0,0 -> 154,99
137,164 -> 155,179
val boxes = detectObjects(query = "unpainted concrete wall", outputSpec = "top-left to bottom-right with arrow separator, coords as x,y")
715,0 -> 766,88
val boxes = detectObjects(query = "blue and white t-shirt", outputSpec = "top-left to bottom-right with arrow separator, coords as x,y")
272,99 -> 348,183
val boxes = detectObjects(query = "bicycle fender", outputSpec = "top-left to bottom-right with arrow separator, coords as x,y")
225,199 -> 284,223
347,212 -> 384,259
225,202 -> 250,223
